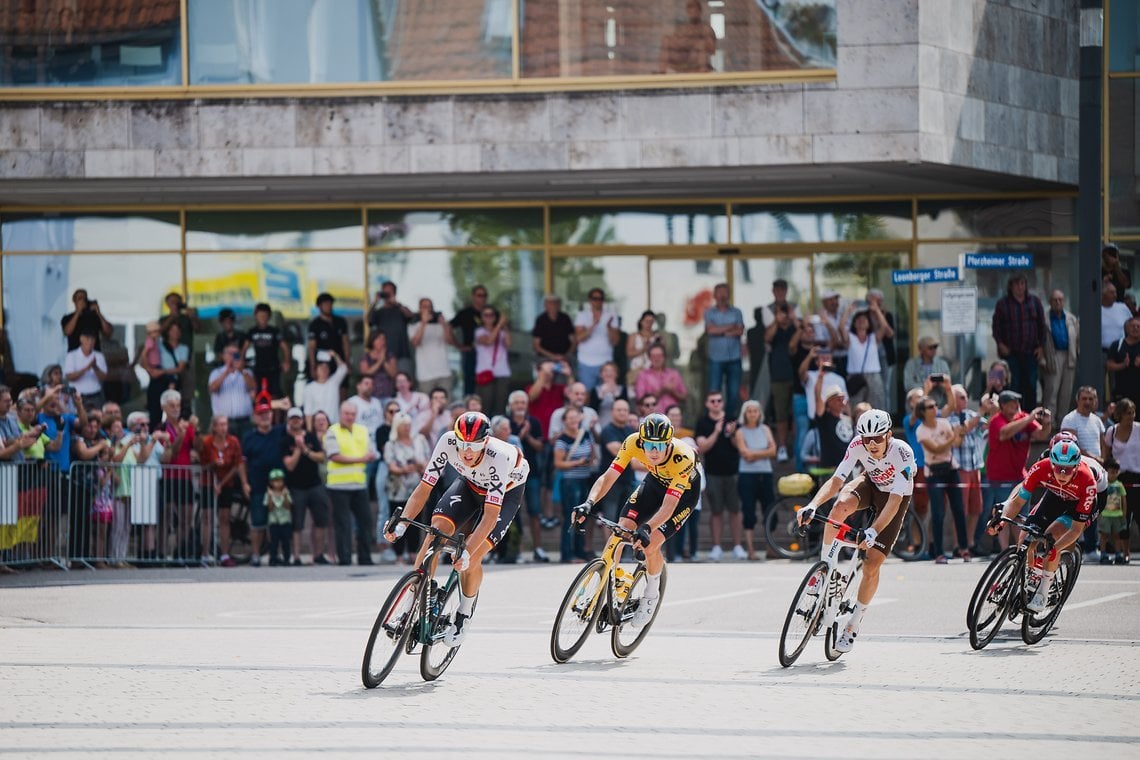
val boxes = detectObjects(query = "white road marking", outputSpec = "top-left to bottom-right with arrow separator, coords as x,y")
1063,592 -> 1137,610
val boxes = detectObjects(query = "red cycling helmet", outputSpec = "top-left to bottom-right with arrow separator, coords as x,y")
454,412 -> 491,445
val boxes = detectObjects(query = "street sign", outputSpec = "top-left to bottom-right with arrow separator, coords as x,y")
941,287 -> 978,335
963,252 -> 1034,268
890,267 -> 960,285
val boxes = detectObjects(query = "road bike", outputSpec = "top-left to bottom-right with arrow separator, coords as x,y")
965,515 -> 1082,650
765,474 -> 926,562
777,513 -> 883,667
361,517 -> 474,687
550,515 -> 665,662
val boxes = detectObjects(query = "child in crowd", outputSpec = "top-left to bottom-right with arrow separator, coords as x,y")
1099,459 -> 1130,565
265,469 -> 293,566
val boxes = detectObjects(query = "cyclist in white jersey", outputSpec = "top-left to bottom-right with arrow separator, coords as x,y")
796,409 -> 916,653
385,412 -> 530,647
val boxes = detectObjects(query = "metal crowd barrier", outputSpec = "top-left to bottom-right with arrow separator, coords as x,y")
0,461 -> 218,570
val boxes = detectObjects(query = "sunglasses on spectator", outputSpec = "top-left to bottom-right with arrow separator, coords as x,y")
921,404 -> 936,410
861,434 -> 887,445
640,401 -> 656,408
589,294 -> 604,301
385,407 -> 399,414
708,398 -> 724,405
643,441 -> 668,453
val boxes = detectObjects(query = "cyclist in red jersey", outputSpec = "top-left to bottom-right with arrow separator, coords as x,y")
987,440 -> 1097,612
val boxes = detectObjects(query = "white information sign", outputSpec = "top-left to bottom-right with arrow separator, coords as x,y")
941,287 -> 977,335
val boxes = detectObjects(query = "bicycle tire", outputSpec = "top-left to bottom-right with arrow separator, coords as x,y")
778,560 -> 828,667
420,576 -> 473,681
550,559 -> 607,663
966,549 -> 1019,650
1021,549 -> 1077,645
892,508 -> 927,561
611,564 -> 666,658
765,497 -> 819,560
361,570 -> 421,688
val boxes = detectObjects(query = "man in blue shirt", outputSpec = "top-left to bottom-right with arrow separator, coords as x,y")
241,402 -> 287,566
1041,289 -> 1079,419
38,385 -> 87,561
704,283 -> 745,418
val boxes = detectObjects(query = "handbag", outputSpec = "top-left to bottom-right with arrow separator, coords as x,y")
845,336 -> 871,396
476,335 -> 500,386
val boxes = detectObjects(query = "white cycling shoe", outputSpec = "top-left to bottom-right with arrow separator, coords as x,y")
835,624 -> 859,653
1026,586 -> 1049,613
443,613 -> 470,648
631,595 -> 659,628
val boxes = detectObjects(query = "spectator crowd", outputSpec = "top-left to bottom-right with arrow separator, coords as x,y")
0,249 -> 1136,572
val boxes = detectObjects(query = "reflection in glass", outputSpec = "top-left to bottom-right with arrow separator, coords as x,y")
189,0 -> 510,84
1109,79 -> 1140,236
732,203 -> 911,244
917,198 -> 1074,239
366,208 -> 544,248
1,213 -> 181,252
731,256 -> 811,395
550,206 -> 728,246
2,253 -> 181,411
0,0 -> 181,87
1110,0 -> 1140,73
185,210 -> 361,250
521,0 -> 835,77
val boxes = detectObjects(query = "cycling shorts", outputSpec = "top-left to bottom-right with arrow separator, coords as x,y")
621,472 -> 701,541
1027,490 -> 1095,532
432,477 -> 524,551
840,475 -> 912,557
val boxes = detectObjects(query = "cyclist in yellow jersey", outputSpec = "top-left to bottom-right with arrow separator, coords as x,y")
572,413 -> 701,627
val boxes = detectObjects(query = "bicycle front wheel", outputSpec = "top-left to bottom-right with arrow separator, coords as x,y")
892,508 -> 927,561
966,549 -> 1018,650
765,497 -> 817,560
1021,549 -> 1077,645
550,559 -> 607,663
611,564 -> 666,658
778,560 -> 828,667
361,570 -> 421,688
421,575 -> 473,681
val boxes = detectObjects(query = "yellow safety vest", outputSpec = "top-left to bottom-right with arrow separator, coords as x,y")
326,423 -> 369,488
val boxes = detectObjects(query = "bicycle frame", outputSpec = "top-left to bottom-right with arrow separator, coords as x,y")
810,515 -> 869,630
396,516 -> 467,646
575,516 -> 637,625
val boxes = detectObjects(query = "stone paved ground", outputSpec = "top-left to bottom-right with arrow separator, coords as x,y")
1,559 -> 1137,758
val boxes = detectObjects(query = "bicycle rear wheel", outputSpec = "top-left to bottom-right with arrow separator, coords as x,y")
361,571 -> 421,688
611,564 -> 666,658
966,549 -> 1018,650
420,574 -> 473,681
550,559 -> 607,663
778,560 -> 828,667
1021,550 -> 1077,645
765,498 -> 818,560
892,508 -> 927,561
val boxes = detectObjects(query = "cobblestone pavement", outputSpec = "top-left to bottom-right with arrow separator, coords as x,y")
1,559 -> 1138,758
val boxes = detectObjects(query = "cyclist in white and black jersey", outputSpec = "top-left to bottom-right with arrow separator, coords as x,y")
796,409 -> 916,653
384,412 -> 530,647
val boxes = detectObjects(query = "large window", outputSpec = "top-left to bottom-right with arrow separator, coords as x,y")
520,0 -> 835,78
0,0 -> 181,87
1109,78 -> 1140,237
732,203 -> 911,244
550,205 -> 729,246
189,0 -> 512,84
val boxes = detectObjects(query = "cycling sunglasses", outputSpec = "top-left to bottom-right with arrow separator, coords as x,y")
643,440 -> 669,453
861,434 -> 887,445
1053,465 -> 1076,476
456,440 -> 486,452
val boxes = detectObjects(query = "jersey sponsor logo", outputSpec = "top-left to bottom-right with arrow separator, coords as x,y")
868,464 -> 896,486
673,454 -> 686,464
901,466 -> 912,481
427,458 -> 448,480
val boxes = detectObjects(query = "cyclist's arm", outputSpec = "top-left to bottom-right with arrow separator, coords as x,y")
870,492 -> 903,536
643,490 -> 682,532
995,484 -> 1030,523
805,474 -> 846,511
397,479 -> 435,523
585,466 -> 620,504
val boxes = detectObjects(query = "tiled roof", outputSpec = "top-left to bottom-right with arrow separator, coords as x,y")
1,0 -> 179,41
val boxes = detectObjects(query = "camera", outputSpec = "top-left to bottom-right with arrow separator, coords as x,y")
552,362 -> 564,373
929,373 -> 945,383
316,350 -> 331,363
809,315 -> 822,326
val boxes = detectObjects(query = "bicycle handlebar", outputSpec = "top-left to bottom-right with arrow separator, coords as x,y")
389,515 -> 467,556
798,512 -> 885,550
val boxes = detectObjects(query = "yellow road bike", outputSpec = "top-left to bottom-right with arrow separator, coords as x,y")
550,515 -> 666,662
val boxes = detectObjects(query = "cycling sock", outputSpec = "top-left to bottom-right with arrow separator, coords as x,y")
458,591 -> 476,616
848,601 -> 868,630
644,571 -> 662,599
1038,570 -> 1055,591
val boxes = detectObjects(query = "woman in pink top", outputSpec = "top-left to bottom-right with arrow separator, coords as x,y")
915,395 -> 969,563
634,344 -> 687,414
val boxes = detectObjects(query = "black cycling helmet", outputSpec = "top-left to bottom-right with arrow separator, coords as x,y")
639,412 -> 674,444
454,412 -> 491,444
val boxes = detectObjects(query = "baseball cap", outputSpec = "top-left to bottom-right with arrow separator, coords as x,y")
998,390 -> 1022,404
286,407 -> 304,419
316,292 -> 334,306
821,289 -> 840,300
268,468 -> 285,481
254,399 -> 273,414
823,385 -> 846,402
218,308 -> 235,321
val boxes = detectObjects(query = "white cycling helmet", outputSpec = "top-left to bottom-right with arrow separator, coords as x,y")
855,409 -> 892,437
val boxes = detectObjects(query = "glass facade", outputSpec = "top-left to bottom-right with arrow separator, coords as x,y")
733,203 -> 911,244
549,205 -> 729,246
2,0 -> 835,93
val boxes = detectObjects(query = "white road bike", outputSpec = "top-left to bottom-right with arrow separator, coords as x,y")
777,512 -> 883,667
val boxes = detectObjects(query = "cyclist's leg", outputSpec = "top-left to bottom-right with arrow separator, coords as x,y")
414,478 -> 477,569
856,492 -> 909,606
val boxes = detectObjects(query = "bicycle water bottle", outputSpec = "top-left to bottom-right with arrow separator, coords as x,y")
614,566 -> 632,602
